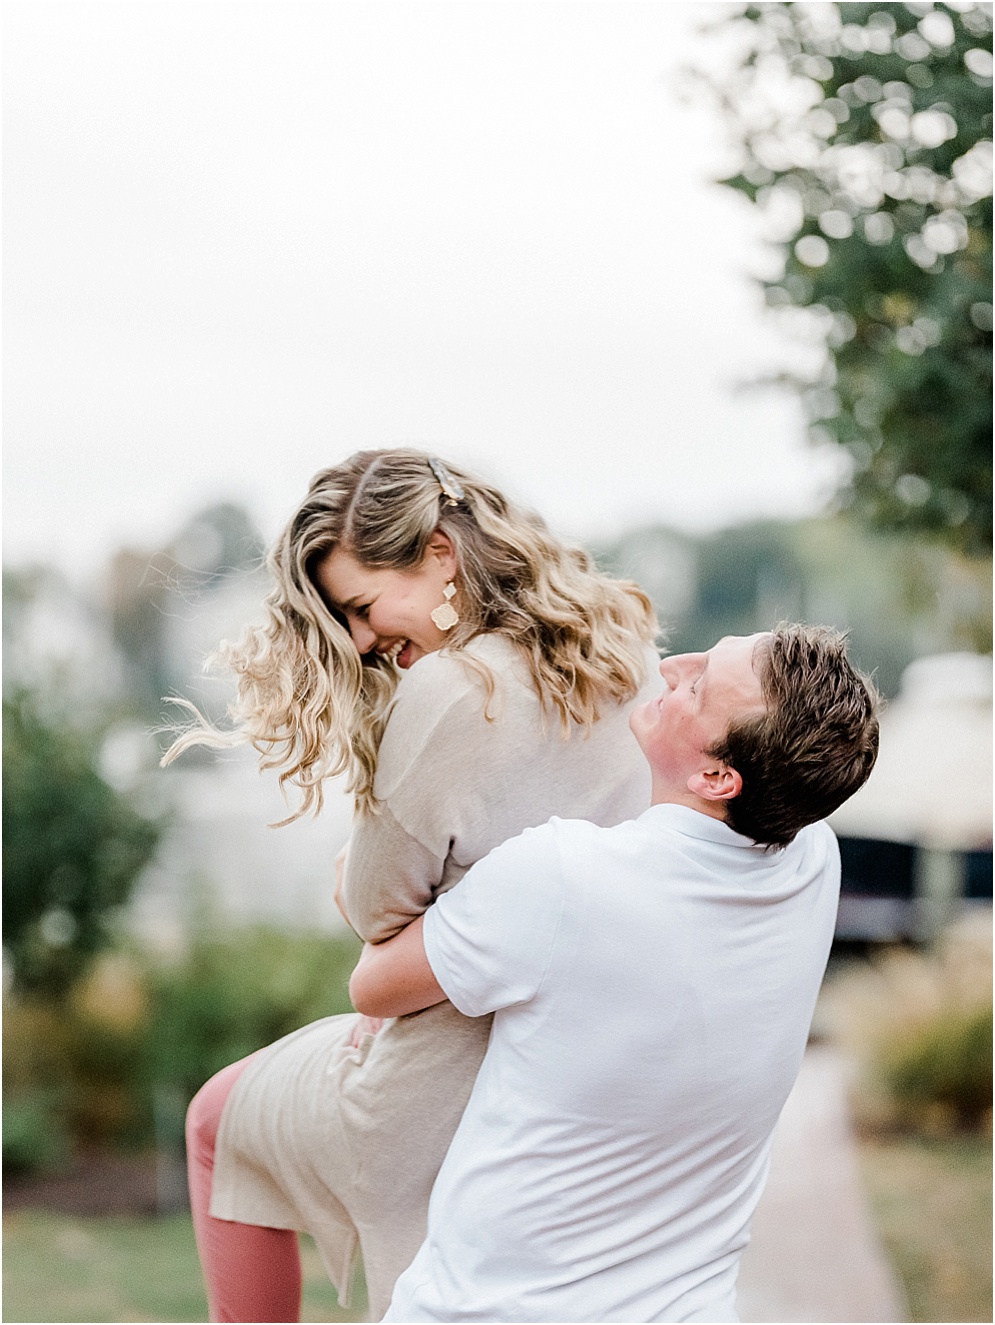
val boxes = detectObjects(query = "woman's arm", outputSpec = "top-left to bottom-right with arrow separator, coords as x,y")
340,806 -> 452,941
340,663 -> 483,943
348,917 -> 446,1019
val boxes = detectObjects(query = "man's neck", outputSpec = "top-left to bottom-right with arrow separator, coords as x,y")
649,784 -> 729,824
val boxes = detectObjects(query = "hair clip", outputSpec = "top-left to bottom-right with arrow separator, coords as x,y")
428,457 -> 465,506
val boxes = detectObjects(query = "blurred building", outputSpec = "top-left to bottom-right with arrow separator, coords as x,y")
130,750 -> 353,954
830,652 -> 993,942
10,502 -> 360,952
110,508 -> 356,949
2,565 -> 126,721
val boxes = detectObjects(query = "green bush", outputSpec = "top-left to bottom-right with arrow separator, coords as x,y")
2,1091 -> 69,1174
820,911 -> 993,1136
145,925 -> 361,1101
2,690 -> 162,998
2,926 -> 362,1173
882,1004 -> 993,1132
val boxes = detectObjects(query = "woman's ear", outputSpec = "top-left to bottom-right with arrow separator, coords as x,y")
427,530 -> 458,578
687,763 -> 743,804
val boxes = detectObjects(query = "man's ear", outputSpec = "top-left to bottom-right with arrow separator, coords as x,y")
426,530 -> 458,578
687,763 -> 743,804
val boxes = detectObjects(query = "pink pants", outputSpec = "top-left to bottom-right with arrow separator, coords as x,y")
186,1056 -> 303,1323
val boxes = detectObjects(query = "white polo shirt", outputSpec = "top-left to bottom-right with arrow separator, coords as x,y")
384,804 -> 840,1324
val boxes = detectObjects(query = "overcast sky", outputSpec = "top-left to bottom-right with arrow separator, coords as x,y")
4,1 -> 847,580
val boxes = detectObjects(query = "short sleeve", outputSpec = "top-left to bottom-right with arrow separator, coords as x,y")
422,822 -> 566,1017
341,651 -> 482,943
343,804 -> 449,943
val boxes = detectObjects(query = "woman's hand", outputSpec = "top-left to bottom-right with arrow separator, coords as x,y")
348,1013 -> 386,1048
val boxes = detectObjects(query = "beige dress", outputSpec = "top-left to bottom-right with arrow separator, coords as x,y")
210,633 -> 657,1319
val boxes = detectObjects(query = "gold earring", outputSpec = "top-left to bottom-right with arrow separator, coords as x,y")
431,582 -> 458,631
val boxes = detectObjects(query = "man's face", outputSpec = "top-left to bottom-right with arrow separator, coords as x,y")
630,633 -> 768,801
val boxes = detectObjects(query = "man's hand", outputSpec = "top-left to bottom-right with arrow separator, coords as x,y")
349,915 -> 446,1019
348,1013 -> 386,1048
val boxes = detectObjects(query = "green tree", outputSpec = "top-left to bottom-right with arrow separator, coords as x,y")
2,691 -> 161,997
699,2 -> 992,552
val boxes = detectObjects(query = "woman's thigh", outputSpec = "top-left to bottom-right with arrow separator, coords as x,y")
208,1016 -> 364,1289
210,1005 -> 486,1312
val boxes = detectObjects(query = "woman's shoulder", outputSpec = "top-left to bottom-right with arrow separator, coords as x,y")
389,634 -> 525,711
390,635 -> 495,697
462,631 -> 531,678
375,636 -> 549,802
374,638 -> 517,796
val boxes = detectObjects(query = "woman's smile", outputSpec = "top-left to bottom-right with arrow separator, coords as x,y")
379,639 -> 415,669
314,540 -> 458,669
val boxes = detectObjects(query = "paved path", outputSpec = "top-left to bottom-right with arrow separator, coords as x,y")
737,1046 -> 907,1323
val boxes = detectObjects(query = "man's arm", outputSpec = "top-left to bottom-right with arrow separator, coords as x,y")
348,915 -> 447,1019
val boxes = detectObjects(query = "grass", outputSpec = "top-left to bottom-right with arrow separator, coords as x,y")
4,1136 -> 990,1323
858,1133 -> 992,1324
1,1210 -> 369,1323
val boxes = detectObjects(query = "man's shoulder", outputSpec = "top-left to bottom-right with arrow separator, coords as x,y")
792,818 -> 841,872
518,814 -> 644,872
481,816 -> 623,885
491,814 -> 603,861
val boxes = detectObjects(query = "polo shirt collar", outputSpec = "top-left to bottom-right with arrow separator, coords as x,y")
639,802 -> 767,851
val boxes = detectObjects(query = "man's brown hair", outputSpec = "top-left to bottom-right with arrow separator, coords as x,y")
709,624 -> 879,849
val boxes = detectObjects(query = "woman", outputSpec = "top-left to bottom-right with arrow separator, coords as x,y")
168,448 -> 659,1322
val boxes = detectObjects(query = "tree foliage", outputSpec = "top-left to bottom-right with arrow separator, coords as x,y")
702,2 -> 993,553
2,691 -> 161,996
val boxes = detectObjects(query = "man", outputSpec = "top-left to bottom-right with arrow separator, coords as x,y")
351,625 -> 879,1323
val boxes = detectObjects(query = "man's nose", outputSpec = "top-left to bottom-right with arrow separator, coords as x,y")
659,652 -> 699,679
658,657 -> 679,686
659,653 -> 688,674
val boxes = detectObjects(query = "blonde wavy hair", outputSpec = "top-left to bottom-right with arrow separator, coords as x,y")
162,448 -> 657,819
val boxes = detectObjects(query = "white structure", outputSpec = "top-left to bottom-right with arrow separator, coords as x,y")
129,751 -> 354,953
830,652 -> 993,940
830,653 -> 992,852
126,563 -> 356,950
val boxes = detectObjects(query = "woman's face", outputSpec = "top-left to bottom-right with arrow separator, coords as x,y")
314,533 -> 458,671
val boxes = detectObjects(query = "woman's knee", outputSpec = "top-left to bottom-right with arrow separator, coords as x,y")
186,1055 -> 258,1161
